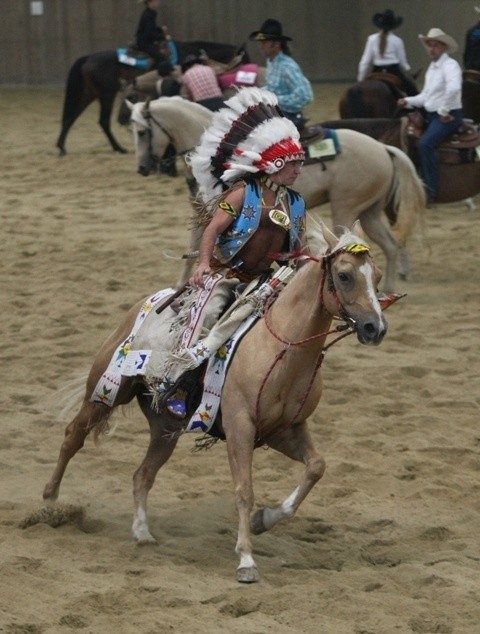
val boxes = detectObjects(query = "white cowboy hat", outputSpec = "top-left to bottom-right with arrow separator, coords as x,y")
419,28 -> 458,53
475,6 -> 480,14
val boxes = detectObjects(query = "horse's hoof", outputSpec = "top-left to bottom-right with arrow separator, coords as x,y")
250,509 -> 267,535
398,273 -> 407,281
134,533 -> 158,546
132,522 -> 158,545
115,146 -> 128,154
237,566 -> 260,584
58,148 -> 66,157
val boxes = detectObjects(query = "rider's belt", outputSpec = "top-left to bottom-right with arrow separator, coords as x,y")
209,259 -> 260,283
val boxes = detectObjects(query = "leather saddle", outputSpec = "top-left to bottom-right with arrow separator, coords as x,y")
299,124 -> 340,164
405,112 -> 480,165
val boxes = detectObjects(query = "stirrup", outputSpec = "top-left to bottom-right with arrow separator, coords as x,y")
166,390 -> 188,419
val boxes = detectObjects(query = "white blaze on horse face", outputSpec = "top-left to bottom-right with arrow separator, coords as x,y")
360,261 -> 383,318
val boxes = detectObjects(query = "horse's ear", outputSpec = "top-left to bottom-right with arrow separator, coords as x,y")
141,97 -> 151,117
125,99 -> 134,112
351,219 -> 363,237
320,221 -> 338,250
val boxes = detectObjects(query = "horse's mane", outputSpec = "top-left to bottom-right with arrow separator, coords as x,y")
150,96 -> 212,117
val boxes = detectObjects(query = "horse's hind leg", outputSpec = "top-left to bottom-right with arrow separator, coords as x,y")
131,393 -> 180,544
42,400 -> 112,503
251,421 -> 325,535
358,204 -> 399,293
56,95 -> 96,156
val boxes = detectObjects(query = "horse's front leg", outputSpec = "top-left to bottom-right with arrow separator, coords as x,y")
131,394 -> 180,544
224,416 -> 259,583
251,421 -> 325,534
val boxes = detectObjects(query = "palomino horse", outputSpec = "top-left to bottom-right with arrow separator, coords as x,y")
318,117 -> 480,203
127,97 -> 426,291
339,76 -> 480,123
42,222 -> 388,583
56,41 -> 246,155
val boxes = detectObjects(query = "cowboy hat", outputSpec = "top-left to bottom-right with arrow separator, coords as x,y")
475,6 -> 480,14
373,9 -> 403,30
419,28 -> 458,53
249,19 -> 292,42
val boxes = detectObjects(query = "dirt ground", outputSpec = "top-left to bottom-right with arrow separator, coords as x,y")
1,83 -> 479,634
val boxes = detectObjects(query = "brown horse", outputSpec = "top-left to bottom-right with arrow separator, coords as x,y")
42,222 -> 388,583
318,116 -> 480,203
339,76 -> 480,123
56,41 -> 247,155
127,96 -> 426,291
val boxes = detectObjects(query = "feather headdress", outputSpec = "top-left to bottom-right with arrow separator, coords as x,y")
187,87 -> 305,200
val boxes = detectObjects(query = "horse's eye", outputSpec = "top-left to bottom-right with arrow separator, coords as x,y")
338,272 -> 350,283
138,130 -> 146,138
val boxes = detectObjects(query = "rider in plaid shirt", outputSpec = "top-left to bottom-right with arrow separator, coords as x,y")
249,19 -> 313,129
180,55 -> 224,111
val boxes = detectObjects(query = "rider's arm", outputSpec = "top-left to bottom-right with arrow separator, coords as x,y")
190,186 -> 245,287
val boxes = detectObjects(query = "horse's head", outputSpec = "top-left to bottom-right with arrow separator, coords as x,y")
127,98 -> 173,176
318,221 -> 388,345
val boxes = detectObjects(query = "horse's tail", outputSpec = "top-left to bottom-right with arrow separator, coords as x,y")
385,145 -> 426,246
61,55 -> 88,124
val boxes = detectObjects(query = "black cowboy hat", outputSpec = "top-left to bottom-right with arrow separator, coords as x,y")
181,54 -> 204,73
249,18 -> 292,42
373,9 -> 403,31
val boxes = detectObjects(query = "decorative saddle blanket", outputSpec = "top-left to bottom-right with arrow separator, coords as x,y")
116,48 -> 151,70
218,63 -> 259,90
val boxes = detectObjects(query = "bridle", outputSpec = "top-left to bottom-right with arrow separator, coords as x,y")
139,108 -> 195,168
256,247 -> 370,428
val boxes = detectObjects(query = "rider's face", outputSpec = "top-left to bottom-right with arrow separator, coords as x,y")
269,160 -> 304,186
425,40 -> 448,61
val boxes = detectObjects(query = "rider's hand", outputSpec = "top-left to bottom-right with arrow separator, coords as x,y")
190,263 -> 211,288
440,114 -> 454,124
397,98 -> 407,107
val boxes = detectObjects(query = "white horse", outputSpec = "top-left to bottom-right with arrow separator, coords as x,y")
127,96 -> 426,292
43,222 -> 388,583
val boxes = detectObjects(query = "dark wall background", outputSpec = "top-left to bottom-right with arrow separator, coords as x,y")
1,0 -> 478,84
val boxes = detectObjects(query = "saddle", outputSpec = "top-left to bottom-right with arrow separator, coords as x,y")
117,47 -> 152,70
405,112 -> 480,165
463,69 -> 480,84
367,71 -> 402,88
299,125 -> 341,164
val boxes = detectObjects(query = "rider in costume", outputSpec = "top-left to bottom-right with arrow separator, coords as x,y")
160,87 -> 309,418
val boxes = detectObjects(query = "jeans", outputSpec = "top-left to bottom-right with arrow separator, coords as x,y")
419,109 -> 463,199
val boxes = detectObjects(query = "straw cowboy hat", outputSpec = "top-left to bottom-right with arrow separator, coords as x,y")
249,19 -> 292,42
419,28 -> 458,53
373,9 -> 403,31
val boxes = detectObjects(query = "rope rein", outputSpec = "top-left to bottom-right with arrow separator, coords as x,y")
144,111 -> 194,164
254,250 -> 357,427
